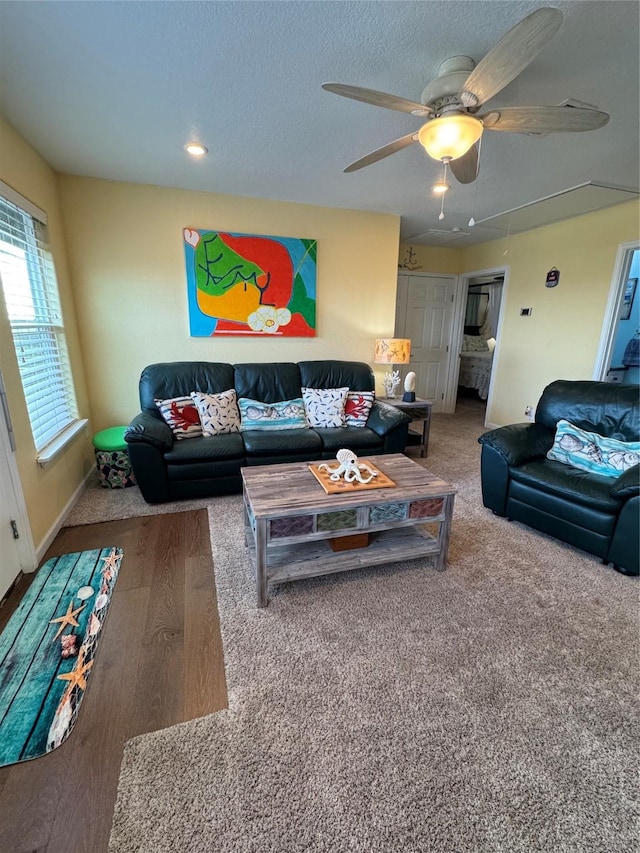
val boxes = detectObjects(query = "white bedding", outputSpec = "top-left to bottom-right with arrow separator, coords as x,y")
458,351 -> 493,400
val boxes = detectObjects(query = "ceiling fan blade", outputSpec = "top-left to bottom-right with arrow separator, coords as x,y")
449,146 -> 479,184
343,132 -> 419,173
322,83 -> 431,116
460,7 -> 563,108
480,106 -> 610,134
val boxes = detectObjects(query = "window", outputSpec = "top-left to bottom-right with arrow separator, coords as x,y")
0,186 -> 79,455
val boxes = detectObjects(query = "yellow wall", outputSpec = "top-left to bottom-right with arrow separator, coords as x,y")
398,243 -> 460,274
460,200 -> 640,425
57,176 -> 401,427
0,118 -> 94,551
400,201 -> 640,425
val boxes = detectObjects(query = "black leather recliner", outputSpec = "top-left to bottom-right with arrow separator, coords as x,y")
478,380 -> 639,576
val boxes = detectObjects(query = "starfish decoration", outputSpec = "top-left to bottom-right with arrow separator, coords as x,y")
101,548 -> 121,577
49,600 -> 86,641
57,646 -> 93,694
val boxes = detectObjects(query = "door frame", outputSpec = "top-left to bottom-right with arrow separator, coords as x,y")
0,371 -> 37,579
593,240 -> 640,380
444,265 -> 509,417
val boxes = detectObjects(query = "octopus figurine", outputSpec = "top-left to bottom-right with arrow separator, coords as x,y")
318,448 -> 378,484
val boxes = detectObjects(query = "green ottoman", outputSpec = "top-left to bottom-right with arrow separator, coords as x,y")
92,426 -> 136,488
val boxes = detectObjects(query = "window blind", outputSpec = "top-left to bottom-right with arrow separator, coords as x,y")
0,194 -> 78,451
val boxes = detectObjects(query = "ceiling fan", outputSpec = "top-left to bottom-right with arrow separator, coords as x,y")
322,7 -> 609,185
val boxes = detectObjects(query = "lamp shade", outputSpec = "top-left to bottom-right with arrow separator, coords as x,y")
418,114 -> 483,162
374,338 -> 411,364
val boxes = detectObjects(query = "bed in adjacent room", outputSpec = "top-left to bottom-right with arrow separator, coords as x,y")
458,334 -> 495,401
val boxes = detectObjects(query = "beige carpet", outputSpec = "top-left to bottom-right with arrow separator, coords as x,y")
72,402 -> 639,852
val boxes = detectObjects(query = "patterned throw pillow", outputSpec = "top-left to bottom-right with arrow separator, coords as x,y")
547,419 -> 640,477
302,387 -> 349,428
238,397 -> 308,431
190,390 -> 240,436
344,391 -> 375,428
154,396 -> 202,440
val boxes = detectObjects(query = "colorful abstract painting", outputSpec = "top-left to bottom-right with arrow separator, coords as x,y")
183,229 -> 317,336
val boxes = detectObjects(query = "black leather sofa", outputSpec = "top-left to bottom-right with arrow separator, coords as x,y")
125,360 -> 410,503
478,380 -> 639,576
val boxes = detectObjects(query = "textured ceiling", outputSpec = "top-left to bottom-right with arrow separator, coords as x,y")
0,1 -> 638,246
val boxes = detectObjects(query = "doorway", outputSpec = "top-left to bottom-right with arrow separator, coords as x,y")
451,269 -> 506,417
594,241 -> 640,383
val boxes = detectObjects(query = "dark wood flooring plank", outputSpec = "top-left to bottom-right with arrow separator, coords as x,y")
111,514 -> 170,592
0,510 -> 228,853
45,586 -> 150,853
184,553 -> 229,719
144,512 -> 187,645
0,736 -> 72,851
185,505 -> 210,559
134,513 -> 188,732
0,573 -> 34,632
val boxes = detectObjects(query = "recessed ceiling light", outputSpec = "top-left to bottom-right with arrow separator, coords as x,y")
184,142 -> 208,156
431,181 -> 449,194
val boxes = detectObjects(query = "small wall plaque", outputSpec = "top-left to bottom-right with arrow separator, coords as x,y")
545,267 -> 560,288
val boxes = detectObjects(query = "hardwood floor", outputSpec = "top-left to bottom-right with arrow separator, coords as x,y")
0,510 -> 228,853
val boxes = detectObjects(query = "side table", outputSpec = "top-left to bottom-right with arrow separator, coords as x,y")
380,397 -> 432,457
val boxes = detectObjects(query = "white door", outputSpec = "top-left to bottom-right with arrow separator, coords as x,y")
396,273 -> 456,413
0,370 -> 35,598
0,453 -> 22,598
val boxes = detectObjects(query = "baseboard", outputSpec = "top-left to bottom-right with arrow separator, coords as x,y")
484,420 -> 500,430
35,468 -> 95,563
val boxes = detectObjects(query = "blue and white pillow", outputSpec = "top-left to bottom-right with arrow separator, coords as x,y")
238,397 -> 308,431
302,387 -> 349,428
547,419 -> 640,477
190,390 -> 240,437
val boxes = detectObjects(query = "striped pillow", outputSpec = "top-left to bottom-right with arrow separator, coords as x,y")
154,396 -> 202,440
344,391 -> 375,427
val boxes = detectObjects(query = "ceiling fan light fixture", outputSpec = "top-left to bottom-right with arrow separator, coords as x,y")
184,142 -> 208,156
418,115 -> 483,162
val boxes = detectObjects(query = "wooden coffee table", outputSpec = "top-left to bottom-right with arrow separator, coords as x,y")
242,453 -> 456,607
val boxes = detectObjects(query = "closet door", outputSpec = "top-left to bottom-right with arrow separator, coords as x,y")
396,273 -> 455,412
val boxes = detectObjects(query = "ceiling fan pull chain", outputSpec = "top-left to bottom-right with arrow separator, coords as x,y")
503,221 -> 512,256
468,136 -> 483,226
438,162 -> 449,220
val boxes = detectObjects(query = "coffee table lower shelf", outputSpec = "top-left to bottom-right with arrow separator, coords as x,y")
247,525 -> 441,587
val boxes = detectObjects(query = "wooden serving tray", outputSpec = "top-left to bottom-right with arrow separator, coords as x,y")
308,461 -> 396,495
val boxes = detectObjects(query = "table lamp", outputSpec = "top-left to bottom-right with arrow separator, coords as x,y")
374,338 -> 411,398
